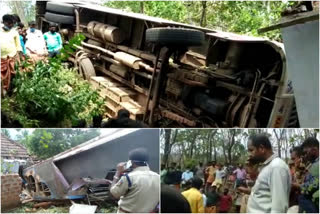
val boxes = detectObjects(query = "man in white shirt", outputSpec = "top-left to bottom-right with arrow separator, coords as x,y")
110,148 -> 159,213
25,21 -> 47,61
246,134 -> 291,213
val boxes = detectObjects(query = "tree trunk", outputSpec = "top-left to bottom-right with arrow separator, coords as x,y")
163,129 -> 172,166
11,1 -> 27,24
140,2 -> 144,14
189,130 -> 199,158
200,1 -> 207,27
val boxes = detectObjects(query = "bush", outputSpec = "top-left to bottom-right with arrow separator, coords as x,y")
1,35 -> 104,127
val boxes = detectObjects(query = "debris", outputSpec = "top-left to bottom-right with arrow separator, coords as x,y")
69,203 -> 97,214
33,202 -> 54,209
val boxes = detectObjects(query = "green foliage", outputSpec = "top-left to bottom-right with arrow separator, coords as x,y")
25,129 -> 100,159
104,1 -> 292,41
1,34 -> 104,127
161,129 -> 318,165
1,129 -> 11,139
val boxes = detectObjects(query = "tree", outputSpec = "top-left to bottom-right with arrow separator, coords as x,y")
162,129 -> 178,166
200,1 -> 207,27
24,129 -> 100,159
104,1 -> 291,41
1,129 -> 11,139
6,1 -> 35,24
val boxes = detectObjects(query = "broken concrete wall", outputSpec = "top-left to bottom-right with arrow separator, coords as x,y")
1,174 -> 22,212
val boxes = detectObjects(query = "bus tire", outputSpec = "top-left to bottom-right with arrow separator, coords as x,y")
146,28 -> 204,47
46,2 -> 75,15
44,12 -> 74,25
79,58 -> 96,80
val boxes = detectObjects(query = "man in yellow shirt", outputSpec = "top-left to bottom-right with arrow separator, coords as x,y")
0,14 -> 22,93
182,177 -> 205,213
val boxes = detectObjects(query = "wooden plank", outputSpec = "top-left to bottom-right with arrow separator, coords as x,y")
259,10 -> 319,33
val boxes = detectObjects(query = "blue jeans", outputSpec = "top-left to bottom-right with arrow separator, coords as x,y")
49,50 -> 60,58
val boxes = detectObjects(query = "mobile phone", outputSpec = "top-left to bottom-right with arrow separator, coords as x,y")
124,160 -> 132,171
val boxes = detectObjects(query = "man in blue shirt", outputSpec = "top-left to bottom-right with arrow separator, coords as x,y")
182,166 -> 194,184
43,22 -> 62,57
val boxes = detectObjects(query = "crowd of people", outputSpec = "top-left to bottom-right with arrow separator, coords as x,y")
1,14 -> 62,94
161,134 -> 319,213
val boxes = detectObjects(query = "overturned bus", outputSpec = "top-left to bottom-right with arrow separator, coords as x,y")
20,129 -> 159,202
36,1 -> 299,128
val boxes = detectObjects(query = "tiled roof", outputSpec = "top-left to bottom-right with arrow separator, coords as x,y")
1,134 -> 31,159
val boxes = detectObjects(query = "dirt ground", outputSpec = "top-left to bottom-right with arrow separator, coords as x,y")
5,202 -> 117,213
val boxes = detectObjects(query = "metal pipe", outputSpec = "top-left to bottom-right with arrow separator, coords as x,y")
132,70 -> 152,79
99,55 -> 120,65
143,50 -> 161,122
82,32 -> 157,63
148,49 -> 173,126
74,9 -> 81,34
81,41 -> 115,57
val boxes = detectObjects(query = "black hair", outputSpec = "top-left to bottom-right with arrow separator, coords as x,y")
49,22 -> 58,28
28,21 -> 36,26
17,22 -> 24,28
301,137 -> 319,148
12,14 -> 21,23
161,184 -> 191,213
191,177 -> 203,189
290,146 -> 303,157
248,134 -> 272,150
2,14 -> 14,24
117,109 -> 130,119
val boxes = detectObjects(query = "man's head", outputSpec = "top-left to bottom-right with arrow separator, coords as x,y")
17,22 -> 24,35
217,163 -> 222,170
247,134 -> 273,164
210,184 -> 217,192
199,162 -> 203,167
290,146 -> 303,163
128,147 -> 149,167
245,159 -> 259,180
211,161 -> 216,167
191,177 -> 203,190
2,14 -> 14,31
12,14 -> 20,25
49,22 -> 57,33
223,188 -> 229,195
28,21 -> 36,32
239,164 -> 243,169
117,109 -> 130,119
301,137 -> 319,163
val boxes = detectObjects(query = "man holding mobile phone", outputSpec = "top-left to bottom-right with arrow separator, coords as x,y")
110,148 -> 160,213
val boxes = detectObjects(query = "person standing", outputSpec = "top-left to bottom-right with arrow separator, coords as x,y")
298,137 -> 319,213
182,166 -> 194,185
205,184 -> 220,213
205,161 -> 216,192
17,22 -> 26,55
43,22 -> 63,57
0,14 -> 22,94
246,134 -> 291,213
212,164 -> 225,192
110,148 -> 160,213
195,162 -> 205,182
181,177 -> 205,213
233,164 -> 246,189
25,21 -> 47,61
160,164 -> 168,184
219,188 -> 232,213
